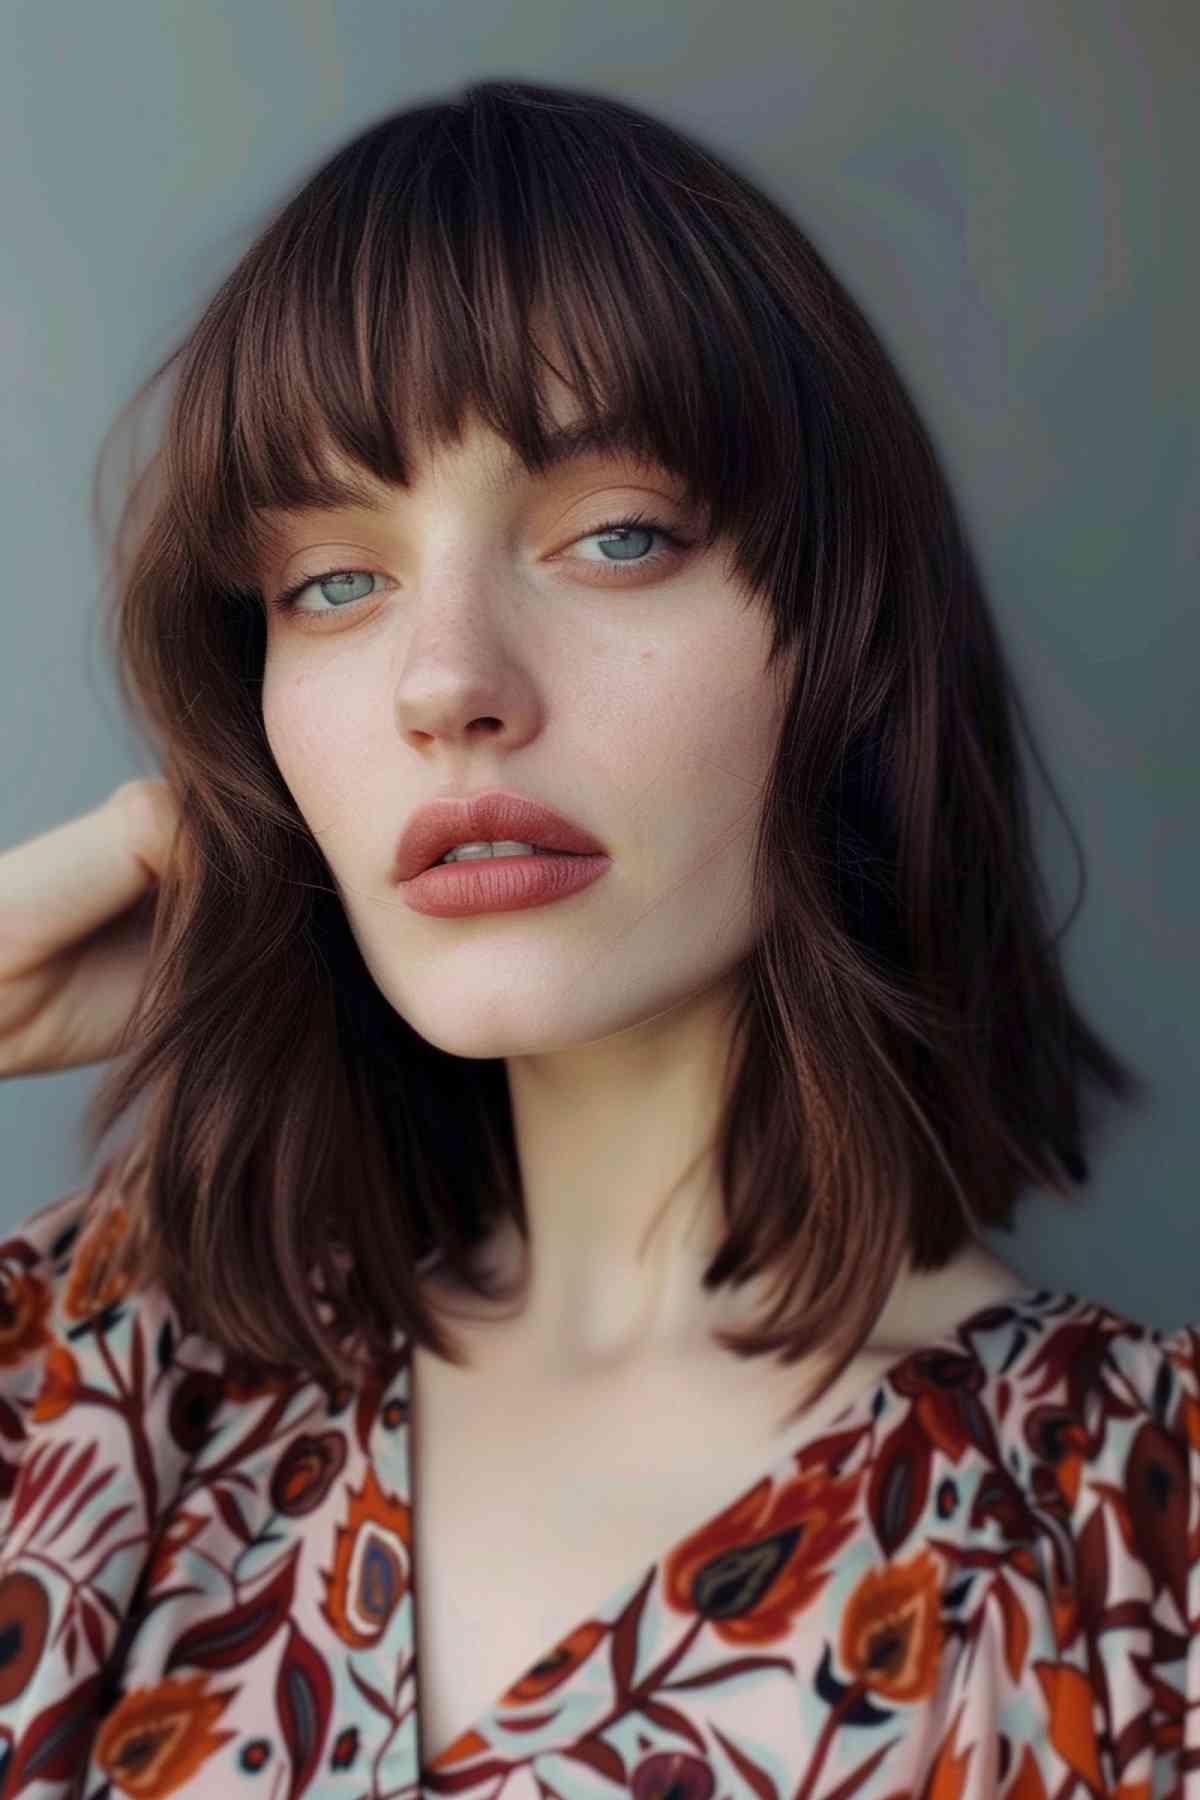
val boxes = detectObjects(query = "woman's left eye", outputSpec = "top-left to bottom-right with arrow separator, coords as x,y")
270,511 -> 691,617
567,512 -> 690,576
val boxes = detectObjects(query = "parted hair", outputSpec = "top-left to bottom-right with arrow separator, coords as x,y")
76,76 -> 1146,1416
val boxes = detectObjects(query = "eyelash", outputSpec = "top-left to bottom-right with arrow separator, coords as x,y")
270,511 -> 692,617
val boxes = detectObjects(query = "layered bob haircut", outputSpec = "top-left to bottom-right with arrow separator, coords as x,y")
77,77 -> 1146,1415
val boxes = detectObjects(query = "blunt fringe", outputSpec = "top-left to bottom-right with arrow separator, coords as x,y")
75,76 -> 1147,1419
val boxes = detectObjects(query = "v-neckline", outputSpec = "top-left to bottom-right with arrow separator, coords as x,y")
410,1278 -> 1050,1777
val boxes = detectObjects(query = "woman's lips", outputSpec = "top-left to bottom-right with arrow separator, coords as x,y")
394,789 -> 607,882
398,849 -> 612,917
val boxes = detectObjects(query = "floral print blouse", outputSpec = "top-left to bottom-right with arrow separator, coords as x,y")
0,1182 -> 1197,1799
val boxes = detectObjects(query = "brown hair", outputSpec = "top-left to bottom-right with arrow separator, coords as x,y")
77,76 -> 1146,1416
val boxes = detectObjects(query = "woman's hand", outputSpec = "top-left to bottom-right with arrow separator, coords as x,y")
0,779 -> 182,1076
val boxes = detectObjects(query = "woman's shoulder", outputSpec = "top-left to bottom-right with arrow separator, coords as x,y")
842,1283 -> 1199,1792
948,1279 -> 1200,1450
888,1245 -> 1194,1454
918,1283 -> 1197,1679
914,1279 -> 1200,1511
839,1270 -> 1199,1630
913,1296 -> 1194,1785
866,1248 -> 1199,1501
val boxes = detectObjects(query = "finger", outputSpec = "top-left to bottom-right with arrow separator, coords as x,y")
0,795 -> 161,975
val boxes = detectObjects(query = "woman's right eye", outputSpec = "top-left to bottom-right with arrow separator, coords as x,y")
273,568 -> 381,615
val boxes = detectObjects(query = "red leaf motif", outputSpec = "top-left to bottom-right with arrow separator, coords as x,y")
276,1621 -> 333,1799
867,1414 -> 932,1556
346,1658 -> 397,1721
28,1441 -> 98,1543
1074,1502 -> 1110,1634
165,1544 -> 299,1673
43,1463 -> 119,1548
79,1595 -> 107,1665
4,1671 -> 106,1790
638,1696 -> 708,1753
74,1500 -> 135,1559
663,1653 -> 796,1691
212,1483 -> 255,1546
610,1566 -> 655,1694
9,1438 -> 69,1531
561,1735 -> 627,1784
821,1738 -> 903,1799
710,1723 -> 780,1800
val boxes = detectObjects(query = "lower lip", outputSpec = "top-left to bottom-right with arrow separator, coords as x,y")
399,852 -> 611,917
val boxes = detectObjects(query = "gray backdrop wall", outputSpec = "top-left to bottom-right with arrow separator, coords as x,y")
1,1 -> 1195,1325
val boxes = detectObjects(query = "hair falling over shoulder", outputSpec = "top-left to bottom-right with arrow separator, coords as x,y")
76,76 -> 1148,1405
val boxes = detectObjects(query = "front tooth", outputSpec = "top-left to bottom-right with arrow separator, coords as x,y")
441,840 -> 537,863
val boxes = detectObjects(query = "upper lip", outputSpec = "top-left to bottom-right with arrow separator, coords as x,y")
394,789 -> 608,881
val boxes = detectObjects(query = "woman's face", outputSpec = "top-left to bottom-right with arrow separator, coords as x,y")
259,406 -> 792,1061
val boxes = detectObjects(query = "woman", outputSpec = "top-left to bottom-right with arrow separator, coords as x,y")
0,76 -> 1194,1798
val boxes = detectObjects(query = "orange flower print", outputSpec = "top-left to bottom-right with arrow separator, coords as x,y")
426,1727 -> 489,1772
664,1464 -> 860,1646
840,1547 -> 942,1702
1024,1404 -> 1088,1509
270,1430 -> 347,1516
892,1348 -> 989,1465
146,1512 -> 209,1590
0,1571 -> 51,1704
1034,1662 -> 1104,1794
63,1197 -> 135,1321
919,1697 -> 973,1799
504,1620 -> 607,1704
1005,1745 -> 1048,1800
0,1261 -> 51,1368
426,1622 -> 610,1773
319,1463 -> 412,1647
30,1338 -> 80,1421
93,1672 -> 237,1796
